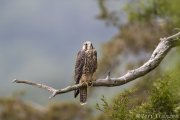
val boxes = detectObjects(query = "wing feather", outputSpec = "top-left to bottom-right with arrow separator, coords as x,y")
75,50 -> 85,84
74,50 -> 85,98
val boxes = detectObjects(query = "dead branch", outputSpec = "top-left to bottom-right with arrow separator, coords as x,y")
13,32 -> 180,98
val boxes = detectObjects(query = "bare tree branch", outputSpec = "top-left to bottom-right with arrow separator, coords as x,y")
13,32 -> 180,98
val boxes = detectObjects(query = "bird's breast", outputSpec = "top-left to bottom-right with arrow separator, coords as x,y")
83,50 -> 95,74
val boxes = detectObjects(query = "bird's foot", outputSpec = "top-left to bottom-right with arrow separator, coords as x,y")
90,81 -> 93,87
84,81 -> 89,87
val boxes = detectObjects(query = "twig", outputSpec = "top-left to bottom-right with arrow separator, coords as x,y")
13,32 -> 180,98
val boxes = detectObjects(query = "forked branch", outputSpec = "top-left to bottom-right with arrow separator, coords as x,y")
13,32 -> 180,98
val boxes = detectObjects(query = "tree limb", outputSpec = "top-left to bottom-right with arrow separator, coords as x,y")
13,32 -> 180,98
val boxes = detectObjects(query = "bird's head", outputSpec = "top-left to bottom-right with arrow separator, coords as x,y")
82,41 -> 94,50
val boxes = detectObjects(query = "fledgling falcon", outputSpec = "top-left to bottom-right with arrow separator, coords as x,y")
74,41 -> 97,105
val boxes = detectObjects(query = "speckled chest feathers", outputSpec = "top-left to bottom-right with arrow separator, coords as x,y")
83,49 -> 96,74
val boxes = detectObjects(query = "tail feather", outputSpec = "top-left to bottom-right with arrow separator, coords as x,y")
80,87 -> 87,105
74,89 -> 79,98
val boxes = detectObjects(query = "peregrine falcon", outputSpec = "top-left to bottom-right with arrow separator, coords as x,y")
74,41 -> 97,105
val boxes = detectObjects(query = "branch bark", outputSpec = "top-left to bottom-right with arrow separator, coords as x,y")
13,32 -> 180,98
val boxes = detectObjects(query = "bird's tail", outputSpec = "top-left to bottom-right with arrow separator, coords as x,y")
80,86 -> 87,105
74,89 -> 79,98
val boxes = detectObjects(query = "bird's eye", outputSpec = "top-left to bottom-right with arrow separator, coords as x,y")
91,44 -> 93,48
83,43 -> 87,49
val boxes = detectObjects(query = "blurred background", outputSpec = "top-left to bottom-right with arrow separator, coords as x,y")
0,0 -> 180,120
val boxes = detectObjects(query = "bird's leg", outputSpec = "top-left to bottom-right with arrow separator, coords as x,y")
83,81 -> 89,88
88,76 -> 93,88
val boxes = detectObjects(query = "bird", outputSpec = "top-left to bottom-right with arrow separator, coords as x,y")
74,41 -> 97,105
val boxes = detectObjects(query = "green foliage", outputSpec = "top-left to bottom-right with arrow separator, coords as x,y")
96,90 -> 135,120
97,73 -> 180,120
141,76 -> 178,120
125,0 -> 167,21
125,0 -> 180,27
150,77 -> 175,114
